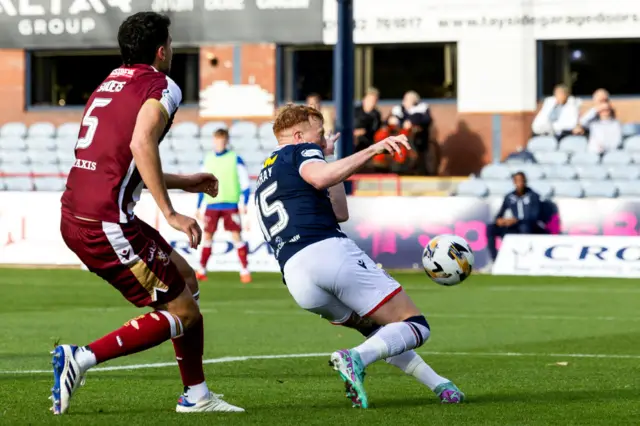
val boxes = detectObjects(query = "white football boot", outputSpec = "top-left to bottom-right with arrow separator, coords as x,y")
176,392 -> 245,413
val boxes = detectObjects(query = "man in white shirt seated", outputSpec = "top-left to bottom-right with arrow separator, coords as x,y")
573,88 -> 610,135
531,84 -> 580,139
587,103 -> 622,154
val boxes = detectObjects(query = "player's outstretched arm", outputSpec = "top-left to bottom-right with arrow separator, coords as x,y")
300,135 -> 410,190
328,183 -> 349,222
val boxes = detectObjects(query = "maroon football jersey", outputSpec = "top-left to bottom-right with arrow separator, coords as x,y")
61,64 -> 181,223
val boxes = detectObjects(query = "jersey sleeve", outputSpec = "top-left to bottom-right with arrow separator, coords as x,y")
291,143 -> 326,175
146,74 -> 182,123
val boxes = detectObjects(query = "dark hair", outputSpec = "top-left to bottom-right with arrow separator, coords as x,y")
118,12 -> 171,66
512,171 -> 527,181
214,128 -> 229,139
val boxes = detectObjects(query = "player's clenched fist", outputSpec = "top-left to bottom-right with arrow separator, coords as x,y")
183,173 -> 219,198
367,135 -> 411,156
166,212 -> 202,248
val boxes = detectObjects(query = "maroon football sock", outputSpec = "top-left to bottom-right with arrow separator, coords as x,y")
172,314 -> 205,386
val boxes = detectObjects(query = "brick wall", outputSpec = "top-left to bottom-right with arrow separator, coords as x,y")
2,47 -> 640,176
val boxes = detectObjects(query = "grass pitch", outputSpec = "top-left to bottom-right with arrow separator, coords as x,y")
0,269 -> 638,425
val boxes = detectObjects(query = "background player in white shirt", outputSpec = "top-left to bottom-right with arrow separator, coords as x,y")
254,105 -> 464,408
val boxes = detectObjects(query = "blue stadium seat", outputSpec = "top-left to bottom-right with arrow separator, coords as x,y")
576,166 -> 609,180
58,160 -> 74,175
558,136 -> 588,153
163,163 -> 181,175
57,122 -> 80,138
622,123 -> 640,138
176,150 -> 203,166
509,164 -> 544,180
160,149 -> 178,166
28,151 -> 58,166
582,180 -> 618,198
480,163 -> 511,180
527,181 -> 552,199
0,122 -> 27,138
260,134 -> 278,150
527,136 -> 557,152
455,180 -> 488,197
56,150 -> 75,165
56,137 -> 77,153
33,177 -> 65,191
550,181 -> 584,198
1,151 -> 29,165
623,135 -> 640,152
232,137 -> 261,153
170,122 -> 199,139
608,166 -> 640,180
26,137 -> 57,151
0,163 -> 30,175
0,137 -> 26,151
543,165 -> 577,180
229,121 -> 258,139
242,150 -> 268,165
200,121 -> 228,139
534,151 -> 568,165
615,181 -> 640,197
28,122 -> 56,138
258,122 -> 274,139
601,150 -> 632,166
4,177 -> 33,191
30,164 -> 60,175
171,137 -> 202,152
484,180 -> 514,197
570,152 -> 600,165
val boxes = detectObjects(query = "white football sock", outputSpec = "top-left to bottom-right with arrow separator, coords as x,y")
353,320 -> 430,367
74,346 -> 97,371
385,350 -> 449,391
186,382 -> 210,401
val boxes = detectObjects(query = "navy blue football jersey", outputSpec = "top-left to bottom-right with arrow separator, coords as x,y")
254,143 -> 346,270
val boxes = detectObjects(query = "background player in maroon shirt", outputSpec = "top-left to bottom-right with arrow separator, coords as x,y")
52,12 -> 244,415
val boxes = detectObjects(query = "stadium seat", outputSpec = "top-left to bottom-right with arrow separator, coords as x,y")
33,177 -> 65,191
455,180 -> 488,197
56,150 -> 76,164
575,166 -> 609,180
570,152 -> 600,165
484,180 -> 514,197
241,150 -> 268,165
58,160 -> 74,175
176,150 -> 204,166
601,150 -> 632,166
200,121 -> 227,138
258,122 -> 274,139
171,137 -> 202,152
259,134 -> 279,150
177,161 -> 201,175
632,153 -> 640,164
509,164 -> 544,180
26,137 -> 57,151
0,177 -> 5,191
623,135 -> 640,152
244,161 -> 263,177
558,136 -> 588,153
608,166 -> 640,180
621,123 -> 640,138
480,163 -> 511,180
27,122 -> 56,138
56,137 -> 77,152
57,122 -> 81,138
229,121 -> 258,139
30,163 -> 61,175
543,165 -> 577,180
527,136 -> 557,152
0,122 -> 27,138
528,181 -> 553,199
0,137 -> 27,152
1,151 -> 29,165
160,149 -> 178,166
615,181 -> 640,197
534,151 -> 568,165
4,177 -> 33,191
170,121 -> 199,139
232,137 -> 261,153
582,180 -> 618,198
0,162 -> 30,175
163,163 -> 181,175
550,181 -> 584,198
28,151 -> 58,166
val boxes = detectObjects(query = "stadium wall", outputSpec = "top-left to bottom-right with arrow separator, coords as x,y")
2,192 -> 640,276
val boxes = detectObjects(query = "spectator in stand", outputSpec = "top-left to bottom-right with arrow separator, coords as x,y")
306,93 -> 334,135
531,84 -> 580,139
353,87 -> 382,152
388,90 -> 433,174
587,102 -> 623,154
485,172 -> 545,266
504,147 -> 537,164
573,88 -> 610,135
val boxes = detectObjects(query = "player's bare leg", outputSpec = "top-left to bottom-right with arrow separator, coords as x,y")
197,231 -> 214,281
230,230 -> 251,283
341,313 -> 463,404
169,251 -> 244,413
329,290 -> 463,407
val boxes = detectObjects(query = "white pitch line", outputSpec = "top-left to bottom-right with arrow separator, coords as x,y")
3,350 -> 640,375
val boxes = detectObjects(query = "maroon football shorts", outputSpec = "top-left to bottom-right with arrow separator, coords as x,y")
203,208 -> 241,234
60,212 -> 186,308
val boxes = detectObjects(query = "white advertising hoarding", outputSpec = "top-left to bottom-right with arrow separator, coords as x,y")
0,191 -> 279,272
493,234 -> 640,278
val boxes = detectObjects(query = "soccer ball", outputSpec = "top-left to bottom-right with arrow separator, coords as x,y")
422,234 -> 474,286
